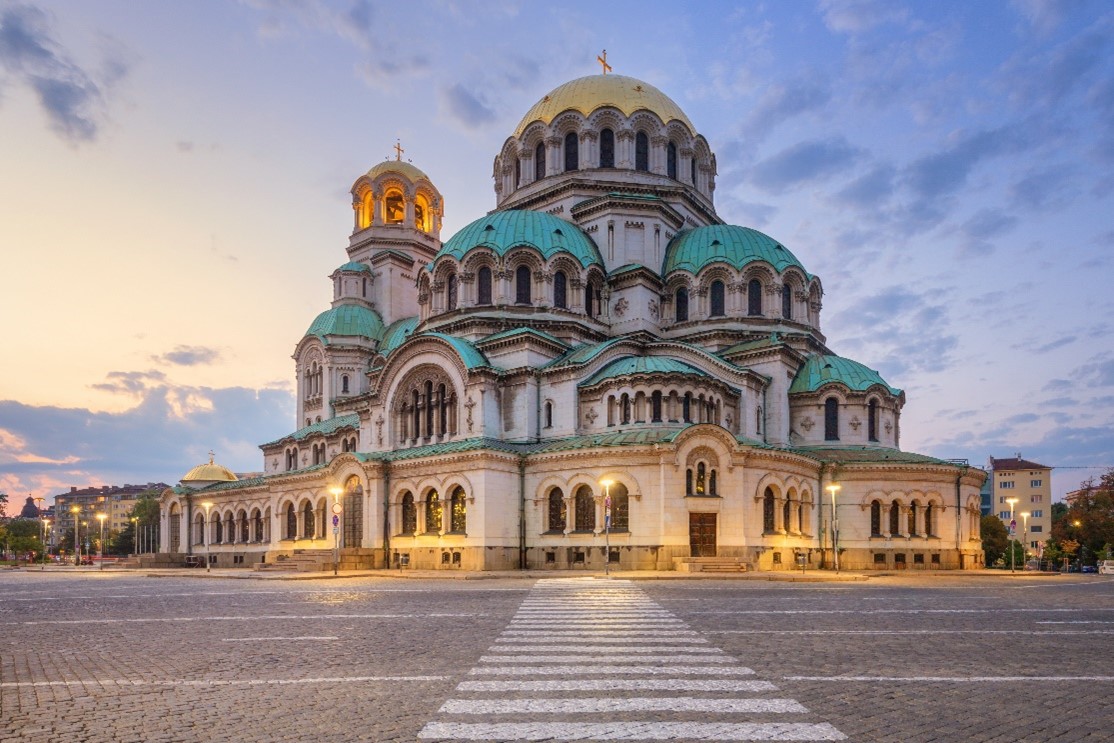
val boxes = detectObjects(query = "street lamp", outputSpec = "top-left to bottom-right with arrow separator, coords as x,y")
826,484 -> 841,573
201,501 -> 214,572
130,516 -> 140,555
41,519 -> 50,571
329,486 -> 343,576
1020,511 -> 1030,570
33,497 -> 44,566
70,505 -> 81,566
96,513 -> 107,570
599,479 -> 614,576
1006,497 -> 1019,573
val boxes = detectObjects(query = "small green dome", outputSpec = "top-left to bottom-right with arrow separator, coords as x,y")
663,225 -> 810,277
335,261 -> 371,273
435,210 -> 603,268
580,355 -> 709,387
305,304 -> 384,343
789,354 -> 902,396
380,316 -> 420,356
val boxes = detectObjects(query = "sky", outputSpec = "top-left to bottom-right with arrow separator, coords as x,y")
1,0 -> 1112,508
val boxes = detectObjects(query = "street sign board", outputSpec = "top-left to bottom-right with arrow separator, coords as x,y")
332,527 -> 339,535
332,515 -> 339,526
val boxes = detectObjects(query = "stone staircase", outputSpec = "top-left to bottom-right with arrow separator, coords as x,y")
673,556 -> 749,573
254,549 -> 335,573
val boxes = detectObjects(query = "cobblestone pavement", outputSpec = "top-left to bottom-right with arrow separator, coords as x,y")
2,571 -> 1112,741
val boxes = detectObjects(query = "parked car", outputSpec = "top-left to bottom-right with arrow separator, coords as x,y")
1081,565 -> 1097,573
1099,560 -> 1114,575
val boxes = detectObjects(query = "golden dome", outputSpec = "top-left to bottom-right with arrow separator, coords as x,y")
365,159 -> 432,183
514,74 -> 695,137
182,452 -> 238,483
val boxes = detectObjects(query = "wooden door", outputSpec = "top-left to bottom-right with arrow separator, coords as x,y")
689,513 -> 717,557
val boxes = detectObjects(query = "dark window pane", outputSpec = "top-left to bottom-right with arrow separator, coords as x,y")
516,265 -> 531,304
676,287 -> 688,322
534,142 -> 545,181
782,284 -> 792,319
635,132 -> 649,171
600,128 -> 615,167
710,281 -> 725,316
554,271 -> 567,308
667,141 -> 677,179
825,397 -> 839,441
564,132 -> 578,172
478,266 -> 492,305
748,279 -> 762,316
447,274 -> 458,310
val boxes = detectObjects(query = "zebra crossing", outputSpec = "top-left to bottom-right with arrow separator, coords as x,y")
418,577 -> 845,741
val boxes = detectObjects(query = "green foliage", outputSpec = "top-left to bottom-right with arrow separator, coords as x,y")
981,514 -> 1009,565
1050,469 -> 1114,565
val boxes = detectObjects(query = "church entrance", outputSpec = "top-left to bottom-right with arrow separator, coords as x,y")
689,513 -> 717,557
343,477 -> 363,548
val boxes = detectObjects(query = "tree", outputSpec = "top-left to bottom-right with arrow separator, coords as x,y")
4,519 -> 44,560
981,515 -> 1009,566
1050,469 -> 1114,566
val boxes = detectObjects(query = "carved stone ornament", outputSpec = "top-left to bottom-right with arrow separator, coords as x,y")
800,417 -> 815,431
585,407 -> 599,424
849,416 -> 862,431
271,458 -> 278,469
724,412 -> 733,427
376,414 -> 385,445
648,299 -> 659,319
884,419 -> 893,433
613,297 -> 629,317
464,396 -> 476,432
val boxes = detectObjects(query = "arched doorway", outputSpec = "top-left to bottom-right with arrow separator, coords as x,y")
343,475 -> 364,548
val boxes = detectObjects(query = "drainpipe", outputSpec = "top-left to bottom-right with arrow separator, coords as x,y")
519,456 -> 527,570
382,464 -> 391,569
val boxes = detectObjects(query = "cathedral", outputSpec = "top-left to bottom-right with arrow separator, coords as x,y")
158,67 -> 986,572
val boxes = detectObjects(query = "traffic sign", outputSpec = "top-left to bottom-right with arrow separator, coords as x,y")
332,503 -> 343,514
332,515 -> 339,526
332,527 -> 339,535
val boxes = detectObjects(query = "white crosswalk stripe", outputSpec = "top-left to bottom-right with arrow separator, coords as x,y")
418,577 -> 846,741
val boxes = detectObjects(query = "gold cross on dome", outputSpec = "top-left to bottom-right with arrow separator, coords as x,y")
597,49 -> 612,75
394,139 -> 404,161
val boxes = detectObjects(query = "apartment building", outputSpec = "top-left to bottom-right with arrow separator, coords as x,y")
989,455 -> 1052,554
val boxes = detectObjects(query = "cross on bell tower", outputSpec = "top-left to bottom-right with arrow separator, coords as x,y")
394,139 -> 405,161
597,49 -> 612,75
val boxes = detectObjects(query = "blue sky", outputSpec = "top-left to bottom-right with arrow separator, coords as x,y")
1,0 -> 1112,507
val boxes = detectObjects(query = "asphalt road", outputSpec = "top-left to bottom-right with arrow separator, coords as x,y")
2,571 -> 1112,742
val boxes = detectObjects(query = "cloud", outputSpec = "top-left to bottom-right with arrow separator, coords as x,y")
904,122 -> 1041,203
818,0 -> 911,34
741,76 -> 831,141
1011,0 -> 1083,36
439,83 -> 496,129
0,4 -> 119,142
153,345 -> 222,367
1076,354 -> 1114,386
749,137 -> 866,193
833,164 -> 896,209
0,374 -> 294,501
954,208 -> 1019,256
999,18 -> 1114,108
1009,164 -> 1080,211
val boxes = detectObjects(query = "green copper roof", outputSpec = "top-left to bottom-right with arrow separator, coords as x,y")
381,316 -> 420,356
305,304 -> 384,343
436,210 -> 603,268
663,225 -> 811,277
544,338 -> 627,369
789,354 -> 902,396
482,327 -> 570,348
261,414 -> 361,448
335,261 -> 371,273
790,446 -> 962,467
420,332 -> 491,370
580,356 -> 709,387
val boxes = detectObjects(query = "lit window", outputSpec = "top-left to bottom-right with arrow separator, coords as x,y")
383,189 -> 404,224
1030,479 -> 1042,487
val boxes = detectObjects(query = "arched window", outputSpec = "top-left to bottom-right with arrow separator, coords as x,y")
651,391 -> 662,422
635,132 -> 649,171
450,487 -> 467,532
424,380 -> 434,438
564,131 -> 578,172
514,157 -> 520,188
908,502 -> 918,536
548,488 -> 566,532
709,469 -> 717,496
411,389 -> 420,437
302,502 -> 315,539
477,266 -> 492,305
400,492 -> 416,535
609,482 -> 629,531
599,128 -> 615,167
285,503 -> 297,539
683,393 -> 692,423
783,499 -> 791,532
425,490 -> 442,533
574,485 -> 595,531
362,277 -> 368,297
710,280 -> 725,317
763,487 -> 775,533
747,279 -> 762,316
515,265 -> 531,305
383,189 -> 404,224
868,399 -> 879,442
239,511 -> 248,543
695,462 -> 706,495
621,394 -> 631,424
889,502 -> 900,536
358,191 -> 373,229
438,383 -> 448,433
252,509 -> 263,542
553,270 -> 567,309
825,397 -> 840,441
675,287 -> 689,322
667,141 -> 677,179
447,273 -> 458,311
585,281 -> 597,318
925,504 -> 935,536
544,401 -> 553,428
691,156 -> 697,184
782,284 -> 792,319
414,194 -> 431,232
534,142 -> 545,181
213,513 -> 223,544
341,375 -> 349,394
686,468 -> 693,496
871,500 -> 882,536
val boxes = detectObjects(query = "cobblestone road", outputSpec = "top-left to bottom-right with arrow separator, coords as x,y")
2,571 -> 1112,742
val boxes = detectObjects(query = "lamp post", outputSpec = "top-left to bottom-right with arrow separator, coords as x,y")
599,479 -> 614,576
1020,511 -> 1030,570
71,506 -> 81,566
826,484 -> 841,573
329,486 -> 343,576
1006,497 -> 1018,573
41,519 -> 50,570
201,502 -> 214,572
130,516 -> 139,555
96,513 -> 107,570
33,497 -> 44,565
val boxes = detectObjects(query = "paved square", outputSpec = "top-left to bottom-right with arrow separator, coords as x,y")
2,572 -> 1112,741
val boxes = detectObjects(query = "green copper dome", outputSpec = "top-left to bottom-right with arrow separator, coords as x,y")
335,261 -> 371,273
305,304 -> 384,343
789,354 -> 902,396
580,355 -> 709,387
663,225 -> 810,277
436,210 -> 603,268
